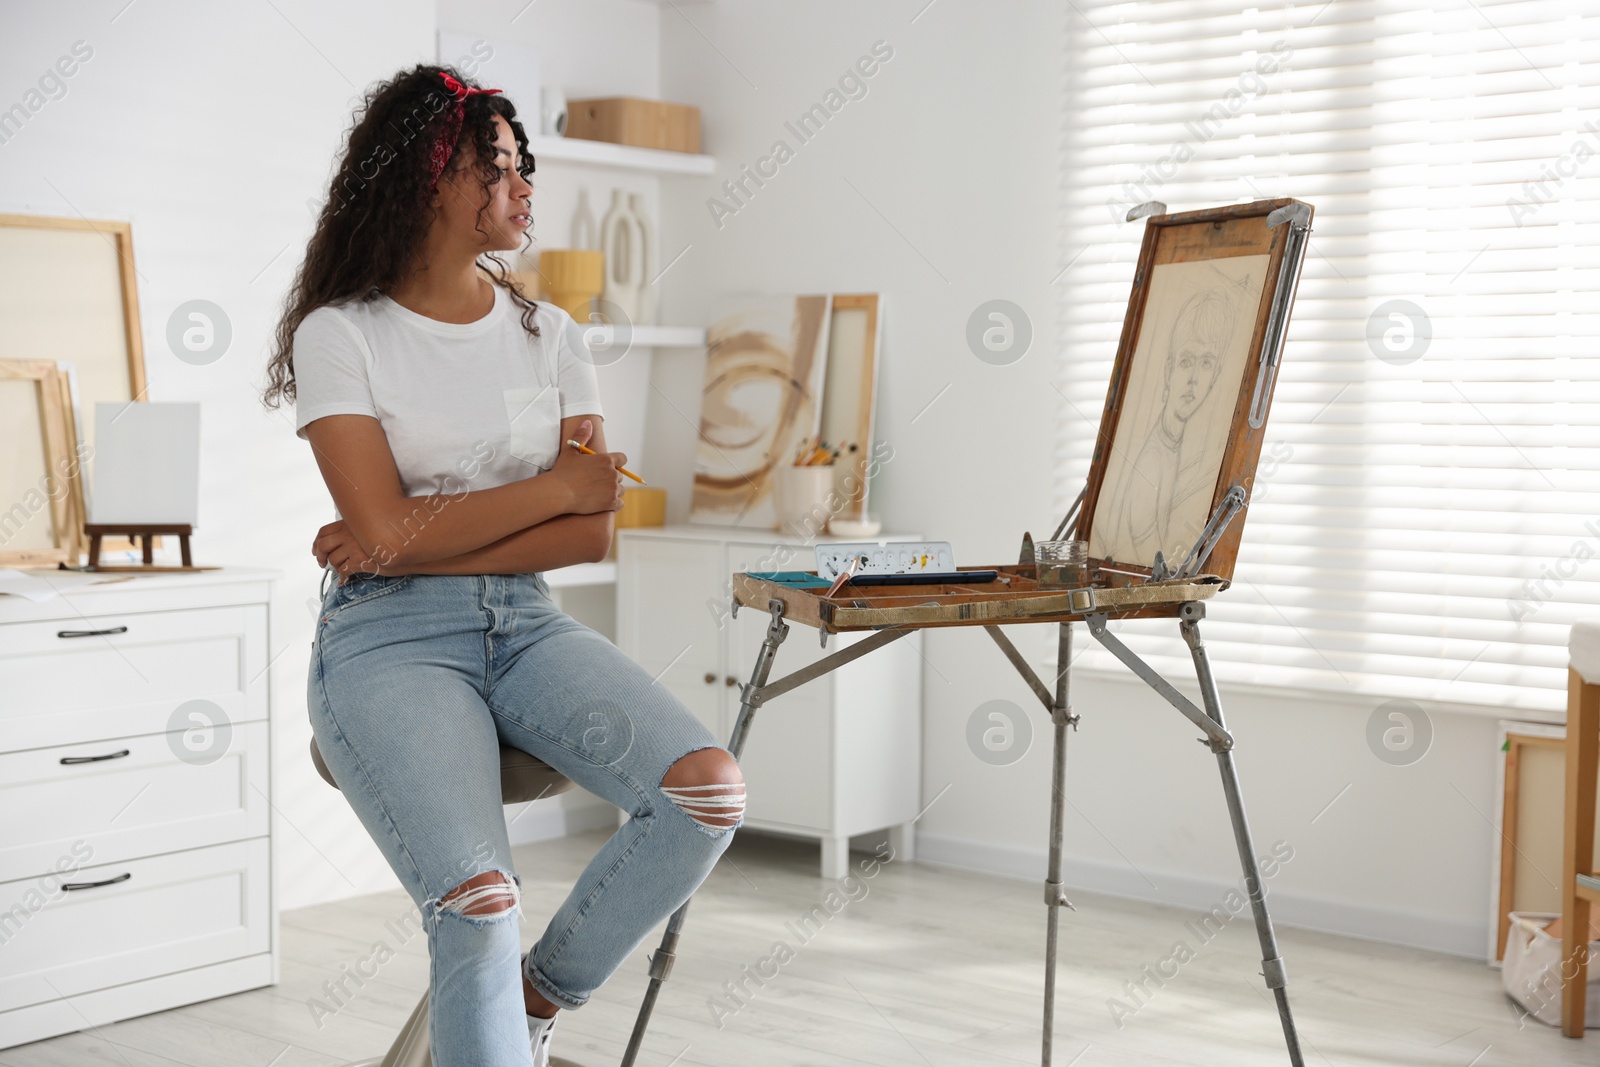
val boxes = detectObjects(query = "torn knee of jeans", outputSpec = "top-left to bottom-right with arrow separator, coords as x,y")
660,747 -> 746,836
432,869 -> 521,924
659,781 -> 746,835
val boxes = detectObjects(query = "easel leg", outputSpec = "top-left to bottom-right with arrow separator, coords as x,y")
619,600 -> 790,1067
1180,606 -> 1304,1067
1041,621 -> 1077,1067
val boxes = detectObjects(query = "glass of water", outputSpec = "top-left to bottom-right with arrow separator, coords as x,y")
1035,539 -> 1089,589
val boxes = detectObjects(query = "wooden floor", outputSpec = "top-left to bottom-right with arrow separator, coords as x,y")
2,827 -> 1590,1066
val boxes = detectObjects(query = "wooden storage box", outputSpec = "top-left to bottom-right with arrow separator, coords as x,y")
565,97 -> 701,154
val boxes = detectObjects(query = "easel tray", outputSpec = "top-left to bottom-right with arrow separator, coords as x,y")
732,564 -> 1227,632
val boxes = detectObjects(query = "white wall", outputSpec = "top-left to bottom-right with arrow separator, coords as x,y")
652,0 -> 1513,958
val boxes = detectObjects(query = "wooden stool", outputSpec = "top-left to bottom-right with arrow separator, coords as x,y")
1562,620 -> 1600,1036
309,738 -> 590,1066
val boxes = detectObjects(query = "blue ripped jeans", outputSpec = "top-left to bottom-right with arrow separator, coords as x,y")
307,568 -> 743,1067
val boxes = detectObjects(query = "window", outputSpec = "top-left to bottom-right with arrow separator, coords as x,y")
1058,2 -> 1600,713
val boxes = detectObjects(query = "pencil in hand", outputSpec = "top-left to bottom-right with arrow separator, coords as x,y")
566,438 -> 645,483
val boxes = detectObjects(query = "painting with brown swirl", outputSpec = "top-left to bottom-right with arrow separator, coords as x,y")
690,294 -> 831,529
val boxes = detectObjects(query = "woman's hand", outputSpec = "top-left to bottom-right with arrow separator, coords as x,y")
550,418 -> 627,515
313,520 -> 405,583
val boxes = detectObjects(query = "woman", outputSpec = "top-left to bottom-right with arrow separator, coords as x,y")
261,64 -> 746,1067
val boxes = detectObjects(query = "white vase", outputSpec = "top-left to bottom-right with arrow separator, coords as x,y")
598,189 -> 643,322
571,188 -> 597,250
541,86 -> 567,137
628,193 -> 656,325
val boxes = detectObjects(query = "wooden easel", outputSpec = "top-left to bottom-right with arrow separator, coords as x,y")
84,523 -> 216,572
614,199 -> 1317,1067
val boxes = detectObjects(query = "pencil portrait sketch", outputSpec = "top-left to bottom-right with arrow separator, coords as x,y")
1090,254 -> 1270,567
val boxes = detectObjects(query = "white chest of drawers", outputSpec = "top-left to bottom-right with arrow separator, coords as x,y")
0,567 -> 278,1050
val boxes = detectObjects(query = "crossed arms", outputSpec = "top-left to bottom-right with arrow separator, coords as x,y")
302,412 -> 627,581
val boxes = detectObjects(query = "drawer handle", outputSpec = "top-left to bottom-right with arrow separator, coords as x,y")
60,748 -> 131,765
725,676 -> 738,687
62,872 -> 132,891
703,672 -> 716,685
57,625 -> 128,638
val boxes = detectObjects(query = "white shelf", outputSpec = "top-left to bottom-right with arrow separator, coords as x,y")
629,325 -> 706,348
544,561 -> 617,588
530,135 -> 713,176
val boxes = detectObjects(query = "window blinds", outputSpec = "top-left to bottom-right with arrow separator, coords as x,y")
1058,1 -> 1600,714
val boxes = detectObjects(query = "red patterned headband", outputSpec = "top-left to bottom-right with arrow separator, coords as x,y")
427,71 -> 502,191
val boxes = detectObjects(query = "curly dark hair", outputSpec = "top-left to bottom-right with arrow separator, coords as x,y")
262,63 -> 539,409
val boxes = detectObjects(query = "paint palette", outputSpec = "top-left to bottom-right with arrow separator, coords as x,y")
814,541 -> 955,580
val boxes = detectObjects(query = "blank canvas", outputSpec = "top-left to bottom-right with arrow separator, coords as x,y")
90,402 -> 200,525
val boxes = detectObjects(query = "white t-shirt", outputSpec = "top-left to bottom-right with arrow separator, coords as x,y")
291,285 -> 604,497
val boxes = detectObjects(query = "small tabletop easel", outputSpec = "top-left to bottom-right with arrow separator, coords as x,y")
84,523 -> 215,572
614,198 -> 1315,1067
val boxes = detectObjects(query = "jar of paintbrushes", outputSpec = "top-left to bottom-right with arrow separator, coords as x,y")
774,435 -> 845,535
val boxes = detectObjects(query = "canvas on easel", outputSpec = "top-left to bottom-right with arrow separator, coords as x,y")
1090,256 -> 1268,566
1079,198 -> 1313,585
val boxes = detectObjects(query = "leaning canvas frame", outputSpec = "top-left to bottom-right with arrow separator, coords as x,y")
0,360 -> 87,566
54,363 -> 88,563
0,213 -> 149,557
818,293 -> 882,524
1489,721 -> 1600,964
1077,198 -> 1313,584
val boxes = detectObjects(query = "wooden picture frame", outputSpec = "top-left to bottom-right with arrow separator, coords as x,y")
1078,198 -> 1312,583
0,213 -> 149,557
0,360 -> 86,566
818,293 -> 882,524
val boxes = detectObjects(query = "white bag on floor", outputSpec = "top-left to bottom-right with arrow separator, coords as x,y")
1503,911 -> 1600,1028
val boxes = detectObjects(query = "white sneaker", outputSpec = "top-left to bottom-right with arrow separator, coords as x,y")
526,1008 -> 559,1066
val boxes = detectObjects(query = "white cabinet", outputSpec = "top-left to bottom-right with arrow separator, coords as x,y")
0,568 -> 278,1050
617,527 -> 922,878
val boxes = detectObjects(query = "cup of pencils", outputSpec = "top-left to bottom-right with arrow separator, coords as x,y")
773,435 -> 845,535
